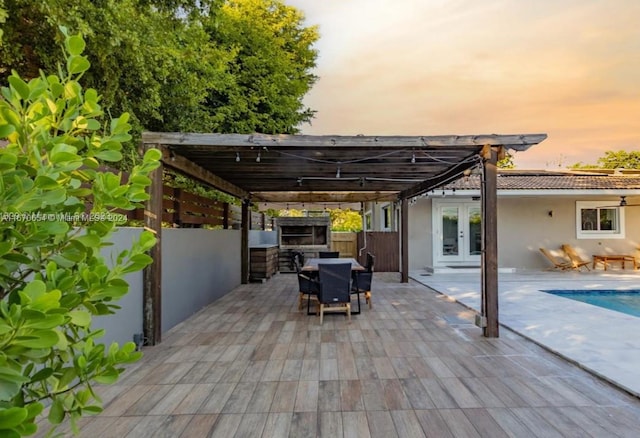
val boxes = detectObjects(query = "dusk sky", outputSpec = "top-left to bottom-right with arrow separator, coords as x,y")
286,0 -> 640,169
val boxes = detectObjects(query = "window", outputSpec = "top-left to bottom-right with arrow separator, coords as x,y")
381,204 -> 392,231
576,201 -> 625,239
364,211 -> 372,231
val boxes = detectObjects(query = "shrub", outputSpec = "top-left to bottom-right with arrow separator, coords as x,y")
0,29 -> 160,436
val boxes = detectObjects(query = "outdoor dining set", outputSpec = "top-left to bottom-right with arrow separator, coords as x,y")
292,251 -> 375,324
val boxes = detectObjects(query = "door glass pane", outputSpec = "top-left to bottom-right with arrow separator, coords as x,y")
442,207 -> 458,255
468,207 -> 482,255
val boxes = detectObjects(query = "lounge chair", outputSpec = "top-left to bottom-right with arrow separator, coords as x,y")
561,244 -> 591,271
539,248 -> 572,270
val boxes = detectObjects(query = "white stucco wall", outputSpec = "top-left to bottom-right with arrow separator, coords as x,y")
498,195 -> 640,270
408,195 -> 640,271
408,197 -> 433,270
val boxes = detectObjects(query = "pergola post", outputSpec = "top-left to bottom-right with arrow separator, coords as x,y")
481,145 -> 500,337
241,199 -> 250,284
401,198 -> 409,283
143,143 -> 163,346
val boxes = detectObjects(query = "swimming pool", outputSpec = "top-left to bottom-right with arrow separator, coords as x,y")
542,290 -> 640,318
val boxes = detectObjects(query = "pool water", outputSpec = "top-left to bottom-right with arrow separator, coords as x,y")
542,290 -> 640,318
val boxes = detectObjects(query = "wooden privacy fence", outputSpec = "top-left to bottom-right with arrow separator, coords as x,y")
99,166 -> 272,229
356,231 -> 399,272
124,184 -> 271,229
330,232 -> 358,258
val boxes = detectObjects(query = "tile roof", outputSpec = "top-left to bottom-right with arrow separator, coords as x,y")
444,170 -> 640,191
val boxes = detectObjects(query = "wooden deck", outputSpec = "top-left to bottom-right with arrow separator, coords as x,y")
41,273 -> 640,437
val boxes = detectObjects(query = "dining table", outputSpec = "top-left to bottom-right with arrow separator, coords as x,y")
301,257 -> 365,314
301,257 -> 365,272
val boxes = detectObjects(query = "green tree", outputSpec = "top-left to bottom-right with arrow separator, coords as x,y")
0,32 -> 160,436
203,0 -> 319,133
0,0 -> 319,170
497,153 -> 515,169
329,209 -> 362,232
570,150 -> 640,169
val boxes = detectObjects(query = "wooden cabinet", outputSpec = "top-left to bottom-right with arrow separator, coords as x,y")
250,245 -> 279,281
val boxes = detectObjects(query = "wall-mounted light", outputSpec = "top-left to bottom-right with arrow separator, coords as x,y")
236,152 -> 240,162
297,177 -> 302,186
336,166 -> 341,178
256,151 -> 261,162
411,153 -> 416,164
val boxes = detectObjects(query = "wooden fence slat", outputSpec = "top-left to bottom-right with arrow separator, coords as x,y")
356,232 -> 399,272
99,167 -> 271,229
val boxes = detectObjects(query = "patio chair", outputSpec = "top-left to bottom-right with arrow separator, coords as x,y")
539,248 -> 572,270
294,258 -> 320,313
351,270 -> 373,310
317,262 -> 352,324
319,251 -> 339,258
365,252 -> 375,273
561,244 -> 591,271
351,252 -> 375,308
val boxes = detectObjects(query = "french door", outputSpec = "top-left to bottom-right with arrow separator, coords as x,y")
434,200 -> 482,265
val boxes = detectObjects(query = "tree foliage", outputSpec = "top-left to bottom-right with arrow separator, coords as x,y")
275,208 -> 362,232
0,31 -> 160,436
329,208 -> 362,232
0,0 -> 319,168
203,0 -> 318,133
570,150 -> 640,170
497,153 -> 515,169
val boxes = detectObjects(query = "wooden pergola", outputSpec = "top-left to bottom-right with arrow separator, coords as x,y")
141,132 -> 547,344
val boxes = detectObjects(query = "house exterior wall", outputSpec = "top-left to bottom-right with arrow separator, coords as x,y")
407,194 -> 640,271
408,197 -> 433,270
499,195 -> 640,270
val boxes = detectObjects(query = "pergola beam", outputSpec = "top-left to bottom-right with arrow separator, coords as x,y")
251,191 -> 398,203
142,132 -> 547,149
399,153 -> 480,200
158,145 -> 249,200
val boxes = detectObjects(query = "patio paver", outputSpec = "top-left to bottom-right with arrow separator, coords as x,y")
37,272 -> 640,437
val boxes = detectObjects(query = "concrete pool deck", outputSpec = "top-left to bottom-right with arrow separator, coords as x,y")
410,269 -> 640,398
